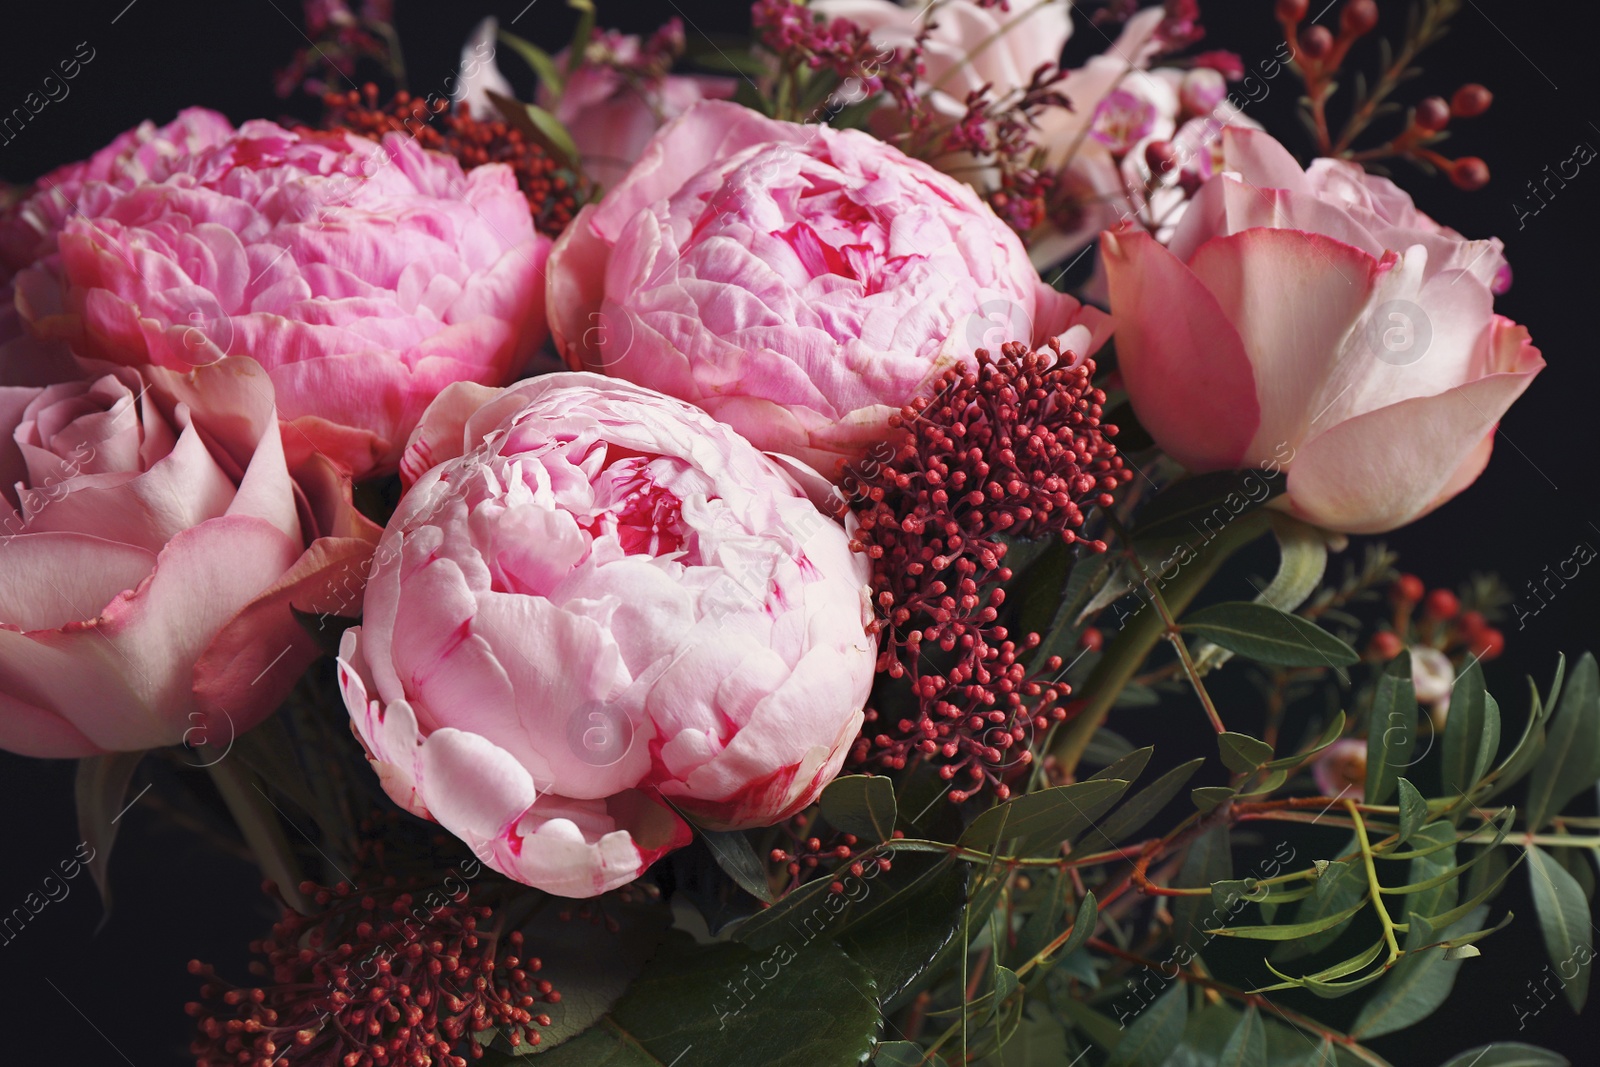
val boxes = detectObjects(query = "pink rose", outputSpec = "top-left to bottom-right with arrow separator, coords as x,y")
338,373 -> 875,897
812,0 -> 1073,118
454,18 -> 734,191
15,119 -> 551,477
548,100 -> 1105,475
1103,128 -> 1544,534
0,358 -> 379,758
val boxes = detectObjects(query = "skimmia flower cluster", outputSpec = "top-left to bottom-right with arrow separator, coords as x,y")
322,85 -> 583,235
847,341 -> 1129,801
187,879 -> 555,1067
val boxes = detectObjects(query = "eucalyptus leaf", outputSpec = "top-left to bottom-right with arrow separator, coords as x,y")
1182,602 -> 1358,669
1216,1004 -> 1267,1067
1526,845 -> 1592,1012
1526,652 -> 1600,829
699,828 -> 776,904
1174,824 -> 1232,949
1220,733 -> 1275,774
1441,657 -> 1498,797
1106,982 -> 1187,1067
959,779 -> 1129,857
1352,907 -> 1489,1038
836,858 -> 968,1005
1272,857 -> 1366,962
820,774 -> 898,843
1192,786 -> 1237,812
1077,759 -> 1205,855
1436,1044 -> 1569,1066
529,936 -> 879,1067
1366,652 -> 1417,805
1396,779 -> 1430,846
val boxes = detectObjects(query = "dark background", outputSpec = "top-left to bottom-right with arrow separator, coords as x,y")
0,1 -> 1594,1063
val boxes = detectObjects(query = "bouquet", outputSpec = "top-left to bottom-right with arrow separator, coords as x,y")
1,1 -> 1587,1064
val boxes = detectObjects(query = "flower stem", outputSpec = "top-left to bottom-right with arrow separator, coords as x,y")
208,760 -> 311,913
1046,510 -> 1271,775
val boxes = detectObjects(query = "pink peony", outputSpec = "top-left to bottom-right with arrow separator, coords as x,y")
0,109 -> 236,387
0,358 -> 378,758
547,100 -> 1105,475
14,118 -> 551,477
1103,128 -> 1544,534
337,373 -> 876,897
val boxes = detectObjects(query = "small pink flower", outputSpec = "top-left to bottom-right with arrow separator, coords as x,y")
338,373 -> 876,896
1091,89 -> 1158,154
1103,128 -> 1543,533
15,118 -> 551,477
547,100 -> 1105,475
0,358 -> 378,757
1312,739 -> 1369,800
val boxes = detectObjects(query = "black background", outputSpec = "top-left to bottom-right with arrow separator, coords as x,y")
0,1 -> 1595,1063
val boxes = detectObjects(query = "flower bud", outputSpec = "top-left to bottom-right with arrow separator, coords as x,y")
1414,96 -> 1450,132
1450,156 -> 1490,191
1451,83 -> 1493,118
1300,25 -> 1334,59
1341,0 -> 1380,37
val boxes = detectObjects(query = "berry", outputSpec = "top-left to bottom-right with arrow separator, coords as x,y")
1341,0 -> 1380,36
1451,84 -> 1494,118
1276,0 -> 1310,24
1079,627 -> 1104,652
1368,631 -> 1403,661
1145,140 -> 1181,177
1424,588 -> 1460,620
1300,25 -> 1334,60
1451,157 -> 1491,191
1414,96 -> 1450,132
1392,574 -> 1425,604
1473,628 -> 1506,661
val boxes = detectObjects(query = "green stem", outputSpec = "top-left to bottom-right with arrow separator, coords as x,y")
1348,800 -> 1402,964
1047,510 -> 1272,775
208,760 -> 311,913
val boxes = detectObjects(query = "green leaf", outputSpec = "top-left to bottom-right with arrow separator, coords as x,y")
530,936 -> 879,1067
499,897 -> 671,1055
1527,845 -> 1592,1012
959,779 -> 1130,857
1192,786 -> 1237,812
1366,652 -> 1417,805
563,0 -> 597,79
1131,469 -> 1285,546
737,851 -> 947,952
1081,727 -> 1138,768
1090,746 -> 1154,787
1173,824 -> 1232,949
1106,983 -> 1187,1067
837,858 -> 968,1005
1441,657 -> 1499,797
1437,1044 -> 1569,1066
699,828 -> 776,904
1394,822 -> 1460,922
1182,602 -> 1359,669
1352,907 -> 1489,1038
1396,779 -> 1430,846
1077,759 -> 1205,855
1012,537 -> 1076,646
1212,898 -> 1368,940
1526,652 -> 1600,828
820,774 -> 898,842
522,103 -> 581,166
496,29 -> 564,94
1220,733 -> 1276,774
1485,656 -> 1564,801
1262,711 -> 1347,771
1216,1005 -> 1267,1067
1272,857 -> 1366,962
74,751 -> 145,924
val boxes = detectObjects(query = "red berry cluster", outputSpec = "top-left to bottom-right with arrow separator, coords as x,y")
1367,573 -> 1505,663
322,85 -> 582,236
846,341 -> 1130,802
187,878 -> 556,1067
